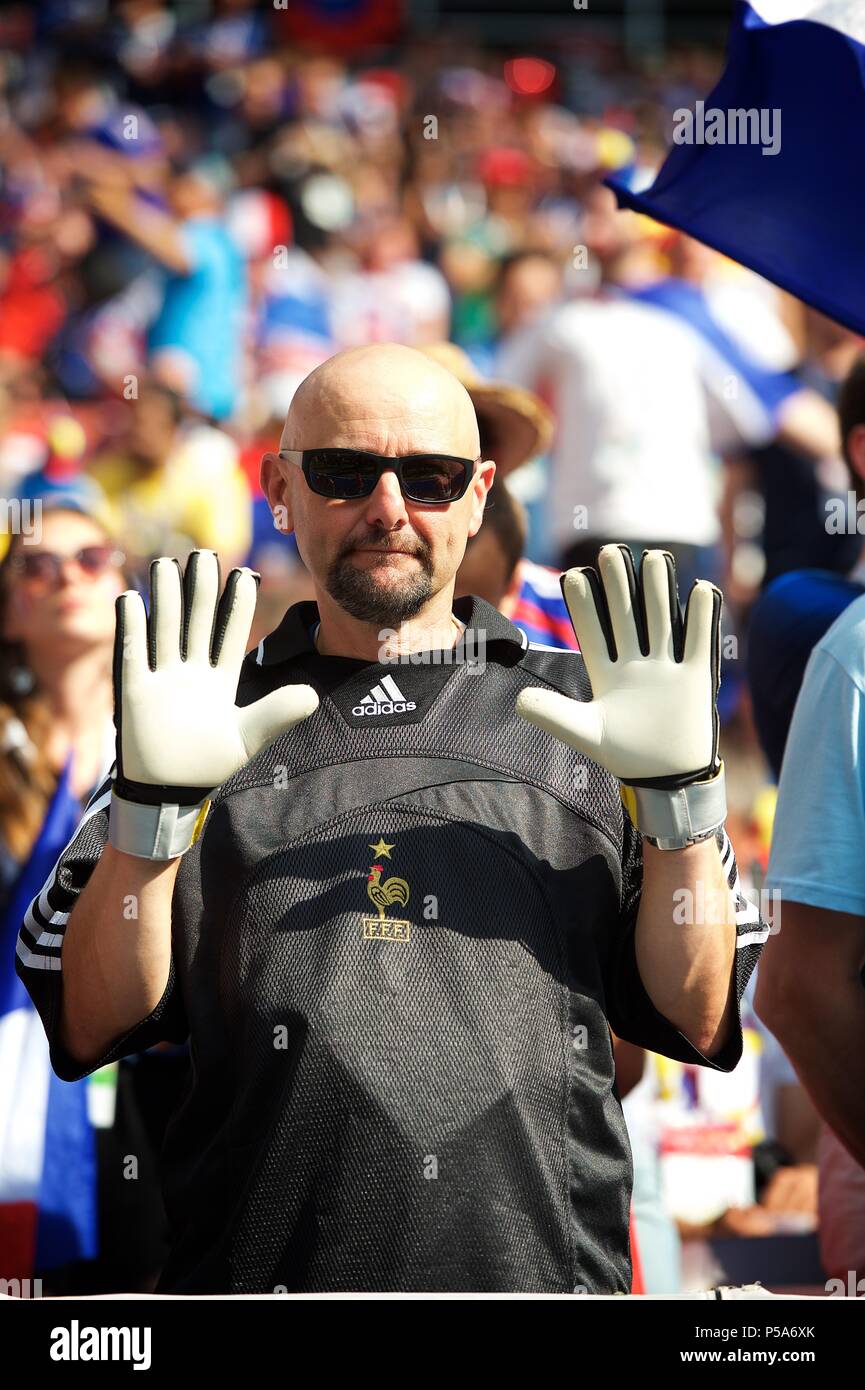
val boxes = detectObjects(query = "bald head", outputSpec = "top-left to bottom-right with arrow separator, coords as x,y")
282,343 -> 481,458
261,342 -> 495,644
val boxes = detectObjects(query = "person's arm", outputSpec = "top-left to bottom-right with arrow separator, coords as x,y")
774,388 -> 841,461
756,901 -> 865,1168
608,817 -> 758,1071
84,182 -> 191,275
16,550 -> 319,1081
57,842 -> 181,1070
755,611 -> 865,1166
635,837 -> 737,1058
517,544 -> 767,1071
14,764 -> 190,1083
52,138 -> 164,195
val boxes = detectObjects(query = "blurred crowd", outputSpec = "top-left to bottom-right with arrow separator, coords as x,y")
1,0 -> 864,1297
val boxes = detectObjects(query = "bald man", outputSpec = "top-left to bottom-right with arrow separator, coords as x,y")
17,345 -> 766,1295
261,343 -> 490,655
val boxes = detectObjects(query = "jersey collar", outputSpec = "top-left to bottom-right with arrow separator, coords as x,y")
253,593 -> 529,667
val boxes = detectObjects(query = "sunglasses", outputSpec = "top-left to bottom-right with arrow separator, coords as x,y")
7,544 -> 126,586
279,448 -> 479,504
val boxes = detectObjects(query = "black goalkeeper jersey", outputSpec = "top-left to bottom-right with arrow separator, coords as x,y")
15,594 -> 767,1294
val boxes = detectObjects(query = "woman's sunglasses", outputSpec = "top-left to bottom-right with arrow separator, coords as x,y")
7,544 -> 126,586
279,448 -> 479,504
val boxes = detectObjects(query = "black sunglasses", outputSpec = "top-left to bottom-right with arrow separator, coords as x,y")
279,448 -> 479,504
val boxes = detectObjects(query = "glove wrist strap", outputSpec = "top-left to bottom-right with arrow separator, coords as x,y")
108,789 -> 211,860
620,762 -> 726,851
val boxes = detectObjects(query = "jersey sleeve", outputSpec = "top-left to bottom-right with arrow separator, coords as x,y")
14,766 -> 189,1082
605,816 -> 768,1071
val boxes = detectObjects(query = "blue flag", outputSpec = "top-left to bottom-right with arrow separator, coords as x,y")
607,2 -> 865,336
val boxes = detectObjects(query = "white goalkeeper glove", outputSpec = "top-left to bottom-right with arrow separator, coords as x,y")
109,549 -> 319,859
516,544 -> 726,849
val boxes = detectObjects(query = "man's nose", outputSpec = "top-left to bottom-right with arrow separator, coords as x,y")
362,466 -> 409,526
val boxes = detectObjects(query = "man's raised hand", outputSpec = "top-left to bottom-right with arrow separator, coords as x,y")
109,549 -> 319,859
516,545 -> 725,849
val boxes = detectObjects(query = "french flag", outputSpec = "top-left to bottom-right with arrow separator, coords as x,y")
608,2 -> 865,337
0,755 -> 98,1282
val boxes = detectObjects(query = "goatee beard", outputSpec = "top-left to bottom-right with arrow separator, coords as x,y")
325,542 -> 435,625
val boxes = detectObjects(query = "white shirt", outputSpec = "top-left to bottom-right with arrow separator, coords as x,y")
497,295 -> 775,554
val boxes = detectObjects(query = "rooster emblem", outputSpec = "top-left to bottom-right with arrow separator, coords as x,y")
366,864 -> 410,920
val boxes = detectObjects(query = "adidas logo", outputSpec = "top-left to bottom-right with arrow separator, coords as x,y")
352,674 -> 417,717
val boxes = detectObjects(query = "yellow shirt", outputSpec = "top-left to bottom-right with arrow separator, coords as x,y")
87,426 -> 252,569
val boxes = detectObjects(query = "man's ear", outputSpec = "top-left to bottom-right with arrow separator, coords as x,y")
260,452 -> 294,534
467,459 -> 496,540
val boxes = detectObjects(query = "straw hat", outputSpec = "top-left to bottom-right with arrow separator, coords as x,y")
418,342 -> 554,477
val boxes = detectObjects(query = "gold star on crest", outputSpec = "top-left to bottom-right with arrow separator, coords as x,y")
369,838 -> 395,859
